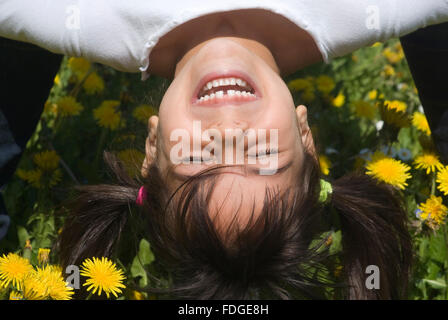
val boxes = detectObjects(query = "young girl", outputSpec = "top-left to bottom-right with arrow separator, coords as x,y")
2,0 -> 448,299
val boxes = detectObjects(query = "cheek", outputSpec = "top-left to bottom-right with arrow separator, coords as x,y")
265,83 -> 296,123
158,86 -> 193,143
159,76 -> 191,114
263,97 -> 297,133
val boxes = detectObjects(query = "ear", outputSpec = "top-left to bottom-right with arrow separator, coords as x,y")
141,115 -> 159,178
295,105 -> 317,158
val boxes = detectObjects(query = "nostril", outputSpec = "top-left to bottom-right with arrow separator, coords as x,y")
234,120 -> 248,130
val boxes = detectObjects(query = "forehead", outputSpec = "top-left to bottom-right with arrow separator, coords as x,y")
190,165 -> 301,231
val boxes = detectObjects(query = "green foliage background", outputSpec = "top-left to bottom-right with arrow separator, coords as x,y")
1,38 -> 447,300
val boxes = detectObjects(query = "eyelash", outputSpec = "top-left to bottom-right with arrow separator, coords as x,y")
187,148 -> 278,161
252,147 -> 279,157
262,147 -> 277,154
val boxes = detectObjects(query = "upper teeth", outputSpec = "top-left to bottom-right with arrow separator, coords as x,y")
197,76 -> 256,102
202,77 -> 249,92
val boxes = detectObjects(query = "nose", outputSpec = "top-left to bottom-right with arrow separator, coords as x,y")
206,119 -> 250,137
202,120 -> 250,162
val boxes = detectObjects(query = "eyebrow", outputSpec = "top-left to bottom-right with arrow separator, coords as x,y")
171,159 -> 294,182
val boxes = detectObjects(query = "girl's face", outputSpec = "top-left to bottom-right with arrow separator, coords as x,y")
143,37 -> 316,227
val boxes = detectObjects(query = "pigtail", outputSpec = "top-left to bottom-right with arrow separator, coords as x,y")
56,151 -> 141,268
54,147 -> 412,300
330,172 -> 413,299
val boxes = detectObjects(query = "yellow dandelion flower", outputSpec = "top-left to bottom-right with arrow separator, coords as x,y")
55,96 -> 84,117
132,104 -> 158,124
365,157 -> 412,190
316,75 -> 335,94
334,265 -> 344,278
35,265 -> 74,300
37,248 -> 51,265
16,168 -> 31,181
418,195 -> 447,227
378,101 -> 410,128
301,88 -> 315,103
68,57 -> 91,79
43,100 -> 57,114
0,253 -> 33,290
382,47 -> 404,64
21,271 -> 47,300
93,100 -> 123,130
53,74 -> 61,86
368,90 -> 378,100
9,291 -> 23,300
383,65 -> 396,77
287,77 -> 313,92
33,150 -> 60,171
83,72 -> 105,95
436,166 -> 448,196
131,290 -> 146,300
19,169 -> 43,188
80,257 -> 126,299
16,167 -> 61,189
325,234 -> 333,247
395,42 -> 404,53
353,100 -> 376,120
371,42 -> 382,48
319,155 -> 331,175
385,100 -> 407,112
286,77 -> 316,102
25,265 -> 73,300
412,112 -> 431,136
414,153 -> 444,174
24,239 -> 32,250
332,92 -> 345,108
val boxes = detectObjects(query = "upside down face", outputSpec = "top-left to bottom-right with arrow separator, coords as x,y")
142,37 -> 316,230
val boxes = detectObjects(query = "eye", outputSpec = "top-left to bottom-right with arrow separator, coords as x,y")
248,148 -> 279,158
187,156 -> 215,163
259,148 -> 278,156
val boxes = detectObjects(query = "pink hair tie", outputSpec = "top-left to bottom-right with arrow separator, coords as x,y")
136,186 -> 146,206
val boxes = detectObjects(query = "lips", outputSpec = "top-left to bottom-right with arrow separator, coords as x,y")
191,70 -> 261,106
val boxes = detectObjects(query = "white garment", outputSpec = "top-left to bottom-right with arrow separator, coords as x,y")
1,0 -> 447,80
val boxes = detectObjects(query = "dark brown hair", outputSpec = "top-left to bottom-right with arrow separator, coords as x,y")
56,149 -> 412,299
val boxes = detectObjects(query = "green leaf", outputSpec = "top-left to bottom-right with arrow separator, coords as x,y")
423,278 -> 446,290
416,280 -> 428,299
426,261 -> 441,279
418,237 -> 429,261
130,239 -> 155,287
329,230 -> 342,255
428,232 -> 448,264
17,226 -> 30,248
397,127 -> 422,157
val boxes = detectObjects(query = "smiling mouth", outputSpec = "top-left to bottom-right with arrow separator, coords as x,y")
193,72 -> 260,106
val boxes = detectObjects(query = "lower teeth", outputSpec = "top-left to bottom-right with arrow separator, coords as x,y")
199,91 -> 254,101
